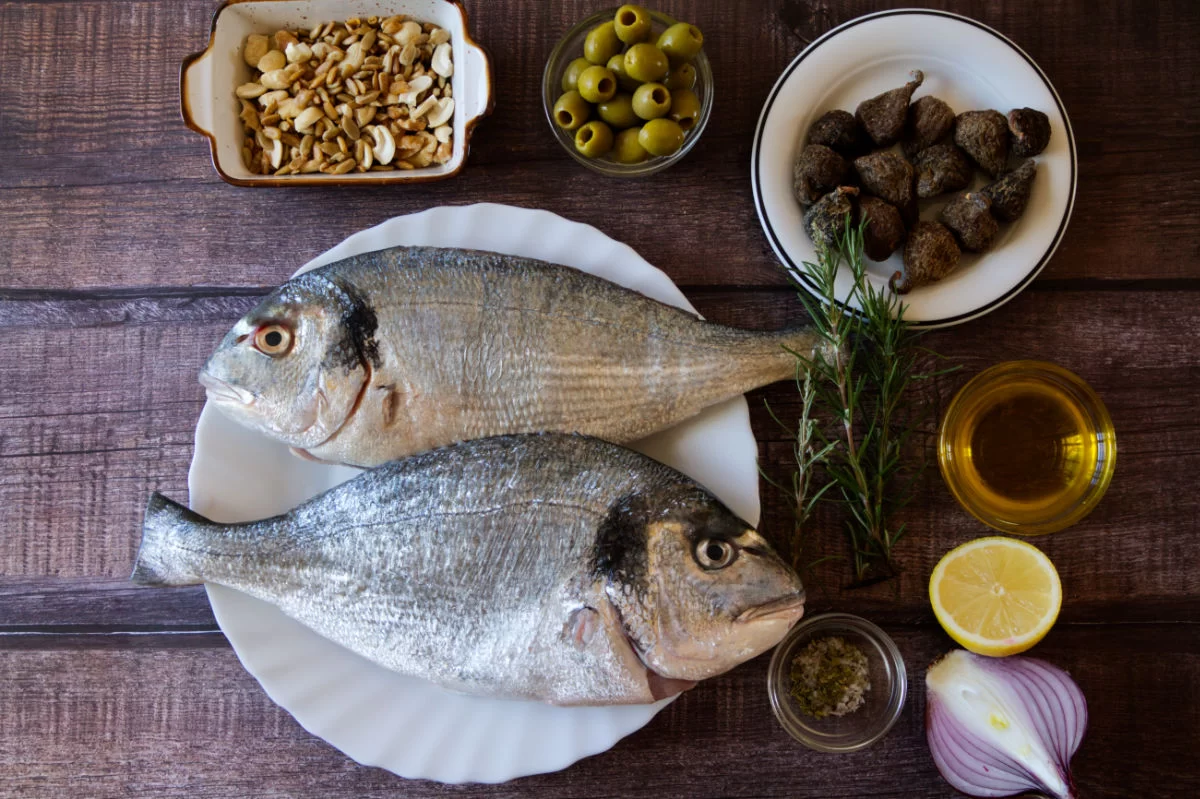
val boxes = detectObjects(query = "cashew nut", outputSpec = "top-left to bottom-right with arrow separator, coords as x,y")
411,95 -> 439,120
397,74 -> 433,105
268,138 -> 284,170
433,124 -> 452,143
431,43 -> 453,78
369,125 -> 396,165
425,97 -> 454,128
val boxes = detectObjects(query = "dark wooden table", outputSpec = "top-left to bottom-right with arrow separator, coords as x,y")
2,1 -> 1198,796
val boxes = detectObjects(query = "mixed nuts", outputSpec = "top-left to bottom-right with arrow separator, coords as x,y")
235,16 -> 455,176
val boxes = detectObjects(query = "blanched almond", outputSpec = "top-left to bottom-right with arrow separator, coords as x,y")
236,82 -> 267,99
243,34 -> 270,67
285,42 -> 313,64
293,106 -> 324,133
257,50 -> 286,73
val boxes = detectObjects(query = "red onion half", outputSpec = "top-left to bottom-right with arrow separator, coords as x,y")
925,650 -> 1087,799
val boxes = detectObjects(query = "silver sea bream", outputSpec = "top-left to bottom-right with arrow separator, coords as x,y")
200,246 -> 826,467
132,434 -> 805,706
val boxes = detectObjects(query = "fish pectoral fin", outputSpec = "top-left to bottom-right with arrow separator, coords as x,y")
646,672 -> 697,701
289,446 -> 341,465
563,606 -> 603,650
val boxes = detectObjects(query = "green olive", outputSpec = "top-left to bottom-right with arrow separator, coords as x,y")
584,21 -> 622,65
612,127 -> 649,163
574,120 -> 614,158
607,54 -> 640,92
552,90 -> 590,131
598,92 -> 639,129
668,88 -> 701,131
656,22 -> 703,66
613,5 -> 652,44
623,42 -> 669,83
663,63 -> 697,91
561,57 -> 592,92
576,65 -> 617,103
632,82 -> 672,120
637,117 -> 684,156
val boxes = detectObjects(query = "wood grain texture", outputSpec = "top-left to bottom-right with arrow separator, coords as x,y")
1,288 -> 1196,624
0,626 -> 1195,798
0,0 -> 1198,289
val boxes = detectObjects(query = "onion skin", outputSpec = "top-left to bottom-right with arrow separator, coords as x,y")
925,650 -> 1087,799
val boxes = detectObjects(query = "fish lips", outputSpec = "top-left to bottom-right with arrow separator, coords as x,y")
736,592 -> 807,624
199,372 -> 256,406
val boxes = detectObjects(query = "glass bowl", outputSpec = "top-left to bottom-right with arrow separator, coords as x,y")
938,360 -> 1116,535
542,8 -> 713,177
767,613 -> 907,753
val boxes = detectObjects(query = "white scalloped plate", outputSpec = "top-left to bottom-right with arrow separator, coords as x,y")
187,203 -> 762,783
752,9 -> 1077,329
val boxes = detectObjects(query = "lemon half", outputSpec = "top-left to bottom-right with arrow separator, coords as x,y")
929,536 -> 1062,657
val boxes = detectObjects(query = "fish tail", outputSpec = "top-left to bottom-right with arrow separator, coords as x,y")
763,326 -> 836,379
131,493 -> 213,587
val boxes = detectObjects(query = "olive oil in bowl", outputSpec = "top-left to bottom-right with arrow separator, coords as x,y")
938,362 -> 1115,535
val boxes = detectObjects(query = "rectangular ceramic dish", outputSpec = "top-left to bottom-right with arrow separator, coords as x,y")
182,0 -> 492,186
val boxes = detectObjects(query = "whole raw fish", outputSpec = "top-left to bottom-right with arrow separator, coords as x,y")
132,434 -> 805,706
200,246 -> 824,467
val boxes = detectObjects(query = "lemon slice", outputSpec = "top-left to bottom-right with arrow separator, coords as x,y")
929,536 -> 1062,657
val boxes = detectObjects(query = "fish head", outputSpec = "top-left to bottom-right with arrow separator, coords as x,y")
599,491 -> 805,683
200,274 -> 375,449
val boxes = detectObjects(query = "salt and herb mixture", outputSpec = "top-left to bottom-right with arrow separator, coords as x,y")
789,636 -> 871,719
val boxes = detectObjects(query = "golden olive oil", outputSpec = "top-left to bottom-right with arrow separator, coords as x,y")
939,362 -> 1115,534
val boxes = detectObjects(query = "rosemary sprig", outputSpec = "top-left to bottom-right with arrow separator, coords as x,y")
781,220 -> 944,585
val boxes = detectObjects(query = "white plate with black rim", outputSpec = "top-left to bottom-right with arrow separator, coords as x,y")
751,9 -> 1077,329
187,203 -> 762,784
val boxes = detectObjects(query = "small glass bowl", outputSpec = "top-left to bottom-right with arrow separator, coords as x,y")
938,360 -> 1116,535
542,8 -> 713,177
767,613 -> 907,753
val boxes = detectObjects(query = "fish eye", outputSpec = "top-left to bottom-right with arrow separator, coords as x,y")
253,323 -> 293,357
695,539 -> 737,570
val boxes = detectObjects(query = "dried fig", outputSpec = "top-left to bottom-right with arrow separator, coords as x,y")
913,143 -> 972,198
803,186 -> 858,251
807,109 -> 867,157
954,109 -> 1009,177
793,144 -> 850,206
980,159 -> 1037,222
941,192 -> 999,252
855,69 -> 924,147
1007,108 -> 1051,157
857,196 -> 906,262
892,221 -> 961,294
854,150 -> 915,223
902,96 -> 955,156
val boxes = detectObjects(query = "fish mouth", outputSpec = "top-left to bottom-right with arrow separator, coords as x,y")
736,592 -> 807,623
199,372 -> 255,406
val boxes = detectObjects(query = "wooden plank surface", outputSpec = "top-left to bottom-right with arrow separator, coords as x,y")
0,0 -> 1198,289
1,0 -> 1199,796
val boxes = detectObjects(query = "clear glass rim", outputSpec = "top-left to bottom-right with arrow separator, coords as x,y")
766,612 -> 907,753
541,8 -> 713,177
937,359 -> 1117,536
